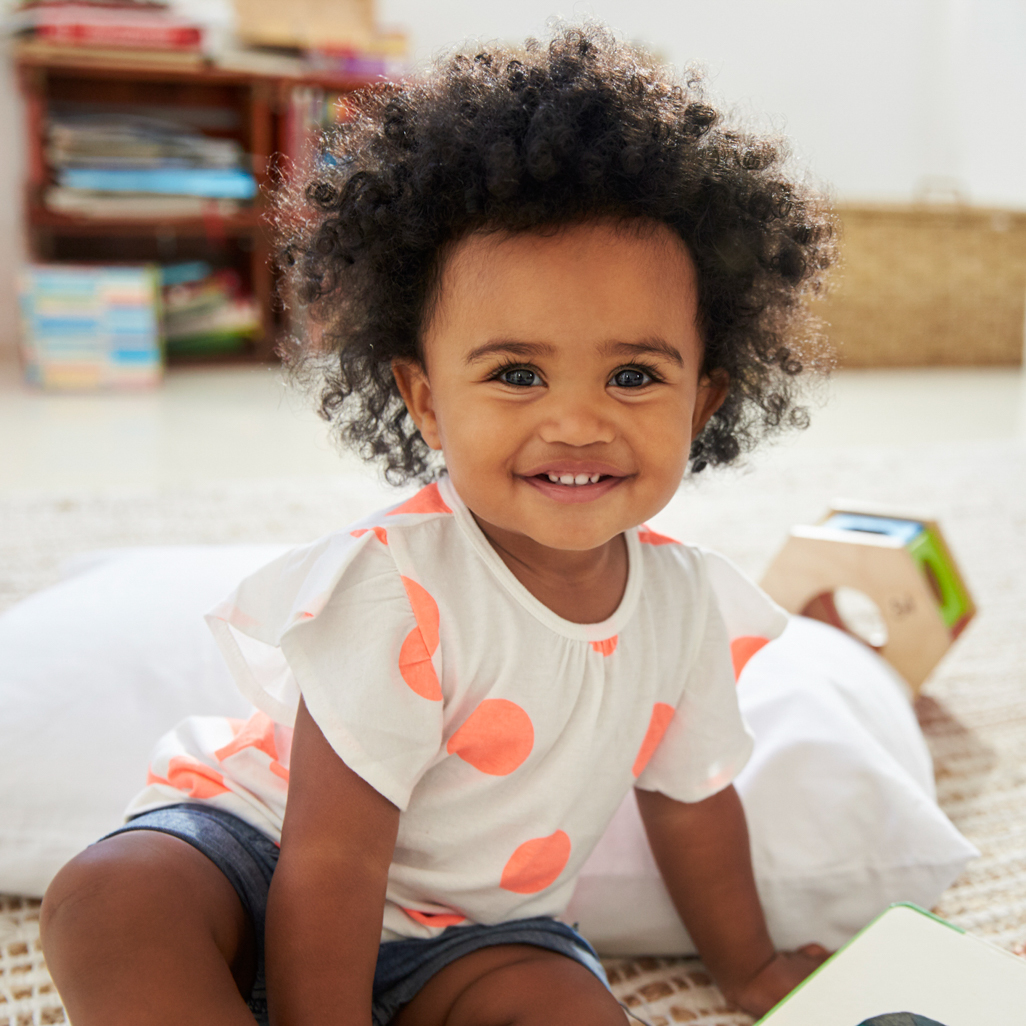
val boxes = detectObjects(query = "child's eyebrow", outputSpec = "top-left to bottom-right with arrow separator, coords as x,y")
465,340 -> 558,364
601,338 -> 685,367
464,337 -> 684,366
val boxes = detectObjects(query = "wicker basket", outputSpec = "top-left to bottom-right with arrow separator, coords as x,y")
231,0 -> 374,48
813,204 -> 1026,367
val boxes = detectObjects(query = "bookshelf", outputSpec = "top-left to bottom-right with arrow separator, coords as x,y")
16,49 -> 368,364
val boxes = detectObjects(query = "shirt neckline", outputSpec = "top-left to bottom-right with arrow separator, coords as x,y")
437,476 -> 643,642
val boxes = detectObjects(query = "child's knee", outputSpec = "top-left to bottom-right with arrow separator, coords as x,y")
446,953 -> 626,1026
43,843 -> 121,942
42,831 -> 242,955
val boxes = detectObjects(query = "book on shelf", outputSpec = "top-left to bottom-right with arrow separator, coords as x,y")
14,37 -> 205,66
7,1 -> 208,67
33,13 -> 202,51
48,111 -> 244,169
19,263 -> 163,389
307,29 -> 410,78
45,107 -> 257,203
283,85 -> 355,181
44,187 -> 242,219
278,32 -> 407,180
57,166 -> 257,198
161,262 -> 260,358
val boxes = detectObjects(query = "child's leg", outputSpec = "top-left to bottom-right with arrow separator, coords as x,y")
393,944 -> 627,1026
41,831 -> 258,1026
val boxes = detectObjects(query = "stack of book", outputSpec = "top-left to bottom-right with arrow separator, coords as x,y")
161,261 -> 261,358
307,29 -> 409,78
45,106 -> 257,219
7,0 -> 208,67
19,263 -> 163,389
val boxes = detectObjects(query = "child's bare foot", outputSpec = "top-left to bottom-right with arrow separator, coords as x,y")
726,943 -> 831,1018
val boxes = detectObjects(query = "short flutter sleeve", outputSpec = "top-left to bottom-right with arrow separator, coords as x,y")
206,532 -> 445,810
634,549 -> 788,804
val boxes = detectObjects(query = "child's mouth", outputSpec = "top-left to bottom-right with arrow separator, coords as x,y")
540,473 -> 605,486
524,471 -> 626,503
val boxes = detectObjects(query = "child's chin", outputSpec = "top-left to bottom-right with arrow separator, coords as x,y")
527,518 -> 627,553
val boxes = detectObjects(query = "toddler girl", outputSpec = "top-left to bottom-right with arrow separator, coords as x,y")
41,25 -> 835,1026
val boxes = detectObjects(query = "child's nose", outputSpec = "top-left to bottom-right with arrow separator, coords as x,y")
536,388 -> 616,447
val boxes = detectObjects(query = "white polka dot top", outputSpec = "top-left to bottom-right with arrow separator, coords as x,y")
126,475 -> 788,940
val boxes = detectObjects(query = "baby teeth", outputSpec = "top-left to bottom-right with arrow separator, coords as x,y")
544,473 -> 603,485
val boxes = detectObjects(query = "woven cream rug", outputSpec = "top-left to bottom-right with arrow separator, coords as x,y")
2,438 -> 1025,1026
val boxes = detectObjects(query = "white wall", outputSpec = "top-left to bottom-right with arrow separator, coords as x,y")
380,0 -> 1026,207
1,0 -> 1024,356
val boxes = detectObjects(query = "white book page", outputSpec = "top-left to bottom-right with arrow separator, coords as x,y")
759,905 -> 1026,1025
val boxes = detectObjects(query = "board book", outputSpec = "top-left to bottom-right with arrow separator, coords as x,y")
757,903 -> 1026,1025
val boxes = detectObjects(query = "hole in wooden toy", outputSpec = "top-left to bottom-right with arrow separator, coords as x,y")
801,588 -> 889,649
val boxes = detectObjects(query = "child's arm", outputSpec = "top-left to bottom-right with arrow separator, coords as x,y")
265,698 -> 400,1026
635,784 -> 828,1017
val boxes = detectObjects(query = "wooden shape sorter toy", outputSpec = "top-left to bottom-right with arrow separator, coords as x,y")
759,504 -> 975,694
755,903 -> 1026,1025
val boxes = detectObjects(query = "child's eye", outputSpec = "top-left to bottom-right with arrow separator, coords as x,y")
499,367 -> 542,387
611,367 -> 654,388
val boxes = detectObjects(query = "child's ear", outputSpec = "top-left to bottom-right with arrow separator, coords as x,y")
691,369 -> 730,437
392,359 -> 442,450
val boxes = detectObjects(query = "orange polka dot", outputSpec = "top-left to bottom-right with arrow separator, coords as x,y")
402,907 -> 467,928
215,713 -> 290,779
387,483 -> 452,517
215,711 -> 278,763
151,756 -> 230,799
351,526 -> 388,544
632,702 -> 675,777
730,636 -> 770,680
398,576 -> 443,700
447,699 -> 534,775
399,627 -> 443,700
590,636 -> 618,656
500,830 -> 572,894
638,525 -> 679,545
401,577 -> 440,652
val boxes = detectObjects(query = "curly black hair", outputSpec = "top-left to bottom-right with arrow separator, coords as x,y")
276,23 -> 835,484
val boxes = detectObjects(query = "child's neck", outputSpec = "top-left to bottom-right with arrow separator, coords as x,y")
471,514 -> 628,624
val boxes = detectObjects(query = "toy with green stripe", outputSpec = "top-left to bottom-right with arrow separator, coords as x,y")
759,504 -> 975,694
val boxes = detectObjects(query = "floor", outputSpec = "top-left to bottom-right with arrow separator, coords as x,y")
2,354 -> 1025,494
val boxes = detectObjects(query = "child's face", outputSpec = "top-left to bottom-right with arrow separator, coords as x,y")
394,219 -> 727,553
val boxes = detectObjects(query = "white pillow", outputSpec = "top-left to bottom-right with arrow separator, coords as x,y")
0,545 -> 290,895
565,615 -> 979,955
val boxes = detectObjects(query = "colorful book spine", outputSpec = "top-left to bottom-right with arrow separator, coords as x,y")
18,2 -> 205,51
36,21 -> 202,50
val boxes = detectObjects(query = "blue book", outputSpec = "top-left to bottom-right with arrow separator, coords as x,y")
58,167 -> 258,200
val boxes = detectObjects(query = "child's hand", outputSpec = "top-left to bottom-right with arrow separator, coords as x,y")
727,943 -> 831,1018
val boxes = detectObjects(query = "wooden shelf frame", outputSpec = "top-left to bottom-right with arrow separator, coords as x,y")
17,50 -> 369,363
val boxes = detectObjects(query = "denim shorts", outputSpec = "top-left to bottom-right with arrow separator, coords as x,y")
101,803 -> 607,1026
